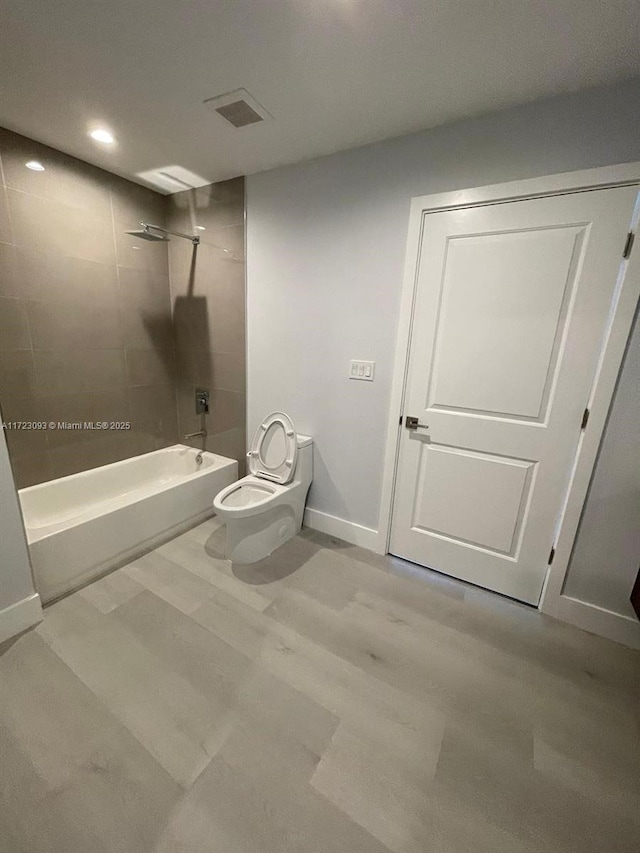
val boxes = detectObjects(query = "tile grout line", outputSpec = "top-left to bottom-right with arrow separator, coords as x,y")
164,195 -> 183,445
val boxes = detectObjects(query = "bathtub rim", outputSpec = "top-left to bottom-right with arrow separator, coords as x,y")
19,444 -> 235,542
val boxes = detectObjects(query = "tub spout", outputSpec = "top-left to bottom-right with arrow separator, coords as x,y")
184,429 -> 207,465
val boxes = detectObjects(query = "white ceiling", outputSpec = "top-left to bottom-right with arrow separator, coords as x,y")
1,1 -> 639,192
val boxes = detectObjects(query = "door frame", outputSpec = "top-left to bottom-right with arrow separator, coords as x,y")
377,163 -> 640,634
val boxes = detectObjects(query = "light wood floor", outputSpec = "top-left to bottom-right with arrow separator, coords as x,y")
1,518 -> 639,853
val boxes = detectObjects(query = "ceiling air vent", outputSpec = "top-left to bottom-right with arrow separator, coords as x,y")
203,88 -> 272,128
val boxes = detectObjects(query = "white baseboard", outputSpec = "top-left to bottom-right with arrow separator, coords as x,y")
303,507 -> 379,552
542,593 -> 640,650
0,593 -> 43,645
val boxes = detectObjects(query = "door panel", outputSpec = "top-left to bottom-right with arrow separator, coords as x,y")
412,444 -> 534,555
390,186 -> 638,604
428,226 -> 585,420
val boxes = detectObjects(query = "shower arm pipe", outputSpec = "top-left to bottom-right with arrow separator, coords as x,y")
140,222 -> 201,245
139,222 -> 237,256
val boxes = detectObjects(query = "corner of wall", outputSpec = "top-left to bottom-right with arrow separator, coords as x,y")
0,593 -> 43,646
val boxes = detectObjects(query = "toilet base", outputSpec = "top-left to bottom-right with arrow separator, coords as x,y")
224,505 -> 301,564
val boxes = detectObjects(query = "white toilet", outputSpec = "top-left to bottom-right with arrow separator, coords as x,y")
213,412 -> 313,563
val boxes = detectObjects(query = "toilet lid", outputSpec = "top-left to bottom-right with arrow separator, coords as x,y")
248,412 -> 298,484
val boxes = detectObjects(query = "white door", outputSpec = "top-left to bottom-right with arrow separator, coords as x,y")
389,186 -> 638,605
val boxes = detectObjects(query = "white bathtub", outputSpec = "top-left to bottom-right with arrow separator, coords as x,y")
19,444 -> 237,603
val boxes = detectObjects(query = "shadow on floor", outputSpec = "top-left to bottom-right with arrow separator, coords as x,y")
204,524 -> 324,586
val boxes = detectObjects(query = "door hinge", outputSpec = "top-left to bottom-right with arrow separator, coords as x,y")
623,231 -> 635,259
581,407 -> 590,430
548,546 -> 556,565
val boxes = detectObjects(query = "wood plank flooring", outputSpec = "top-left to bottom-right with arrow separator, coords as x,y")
1,517 -> 639,852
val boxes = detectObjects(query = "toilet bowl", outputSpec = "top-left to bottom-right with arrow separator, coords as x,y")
213,412 -> 313,563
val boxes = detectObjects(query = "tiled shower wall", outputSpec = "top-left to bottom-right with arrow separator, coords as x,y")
0,127 -> 178,488
167,180 -> 246,473
0,128 -> 247,489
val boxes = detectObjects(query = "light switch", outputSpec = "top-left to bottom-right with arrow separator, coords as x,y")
349,360 -> 375,381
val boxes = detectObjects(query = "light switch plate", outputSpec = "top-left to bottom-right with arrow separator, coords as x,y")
349,360 -> 375,381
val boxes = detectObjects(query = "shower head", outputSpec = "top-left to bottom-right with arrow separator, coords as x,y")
125,222 -> 200,245
125,228 -> 169,242
125,222 -> 236,255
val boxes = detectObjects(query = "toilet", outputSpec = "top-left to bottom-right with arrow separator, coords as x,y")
213,412 -> 313,563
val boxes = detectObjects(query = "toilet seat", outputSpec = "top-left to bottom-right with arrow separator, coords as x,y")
214,477 -> 287,519
248,412 -> 298,484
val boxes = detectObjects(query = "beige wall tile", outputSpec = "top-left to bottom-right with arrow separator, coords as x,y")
211,350 -> 246,392
167,239 -> 198,298
0,349 -> 37,398
14,248 -> 118,303
206,223 -> 245,256
110,177 -> 167,228
40,393 -> 98,448
0,188 -> 11,242
130,398 -> 178,459
209,388 -> 245,435
27,296 -> 123,350
175,348 -> 212,388
0,242 -> 17,297
0,296 -> 30,349
0,129 -> 244,484
168,178 -> 244,231
34,348 -> 127,396
177,387 -> 244,439
119,267 -> 173,349
91,388 -> 131,423
0,129 -> 111,215
114,229 -> 170,275
0,127 -> 180,485
79,348 -> 128,392
47,442 -> 89,478
130,414 -> 178,455
172,294 -> 211,350
112,181 -> 169,275
9,450 -> 53,489
48,434 -> 132,480
1,395 -> 48,455
129,383 -> 177,424
175,383 -> 198,429
127,347 -> 175,387
169,243 -> 243,300
205,426 -> 247,475
90,431 -> 138,467
7,189 -> 116,264
168,176 -> 246,469
206,285 -> 245,355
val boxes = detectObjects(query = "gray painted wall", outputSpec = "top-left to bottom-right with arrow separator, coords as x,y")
247,76 -> 640,530
247,76 -> 640,617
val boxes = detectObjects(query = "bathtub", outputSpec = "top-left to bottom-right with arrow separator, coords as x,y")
19,445 -> 237,603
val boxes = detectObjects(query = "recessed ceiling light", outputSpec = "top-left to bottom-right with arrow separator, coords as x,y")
195,225 -> 206,231
89,128 -> 115,144
25,160 -> 45,171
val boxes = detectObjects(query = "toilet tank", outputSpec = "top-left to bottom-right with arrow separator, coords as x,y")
296,434 -> 313,484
